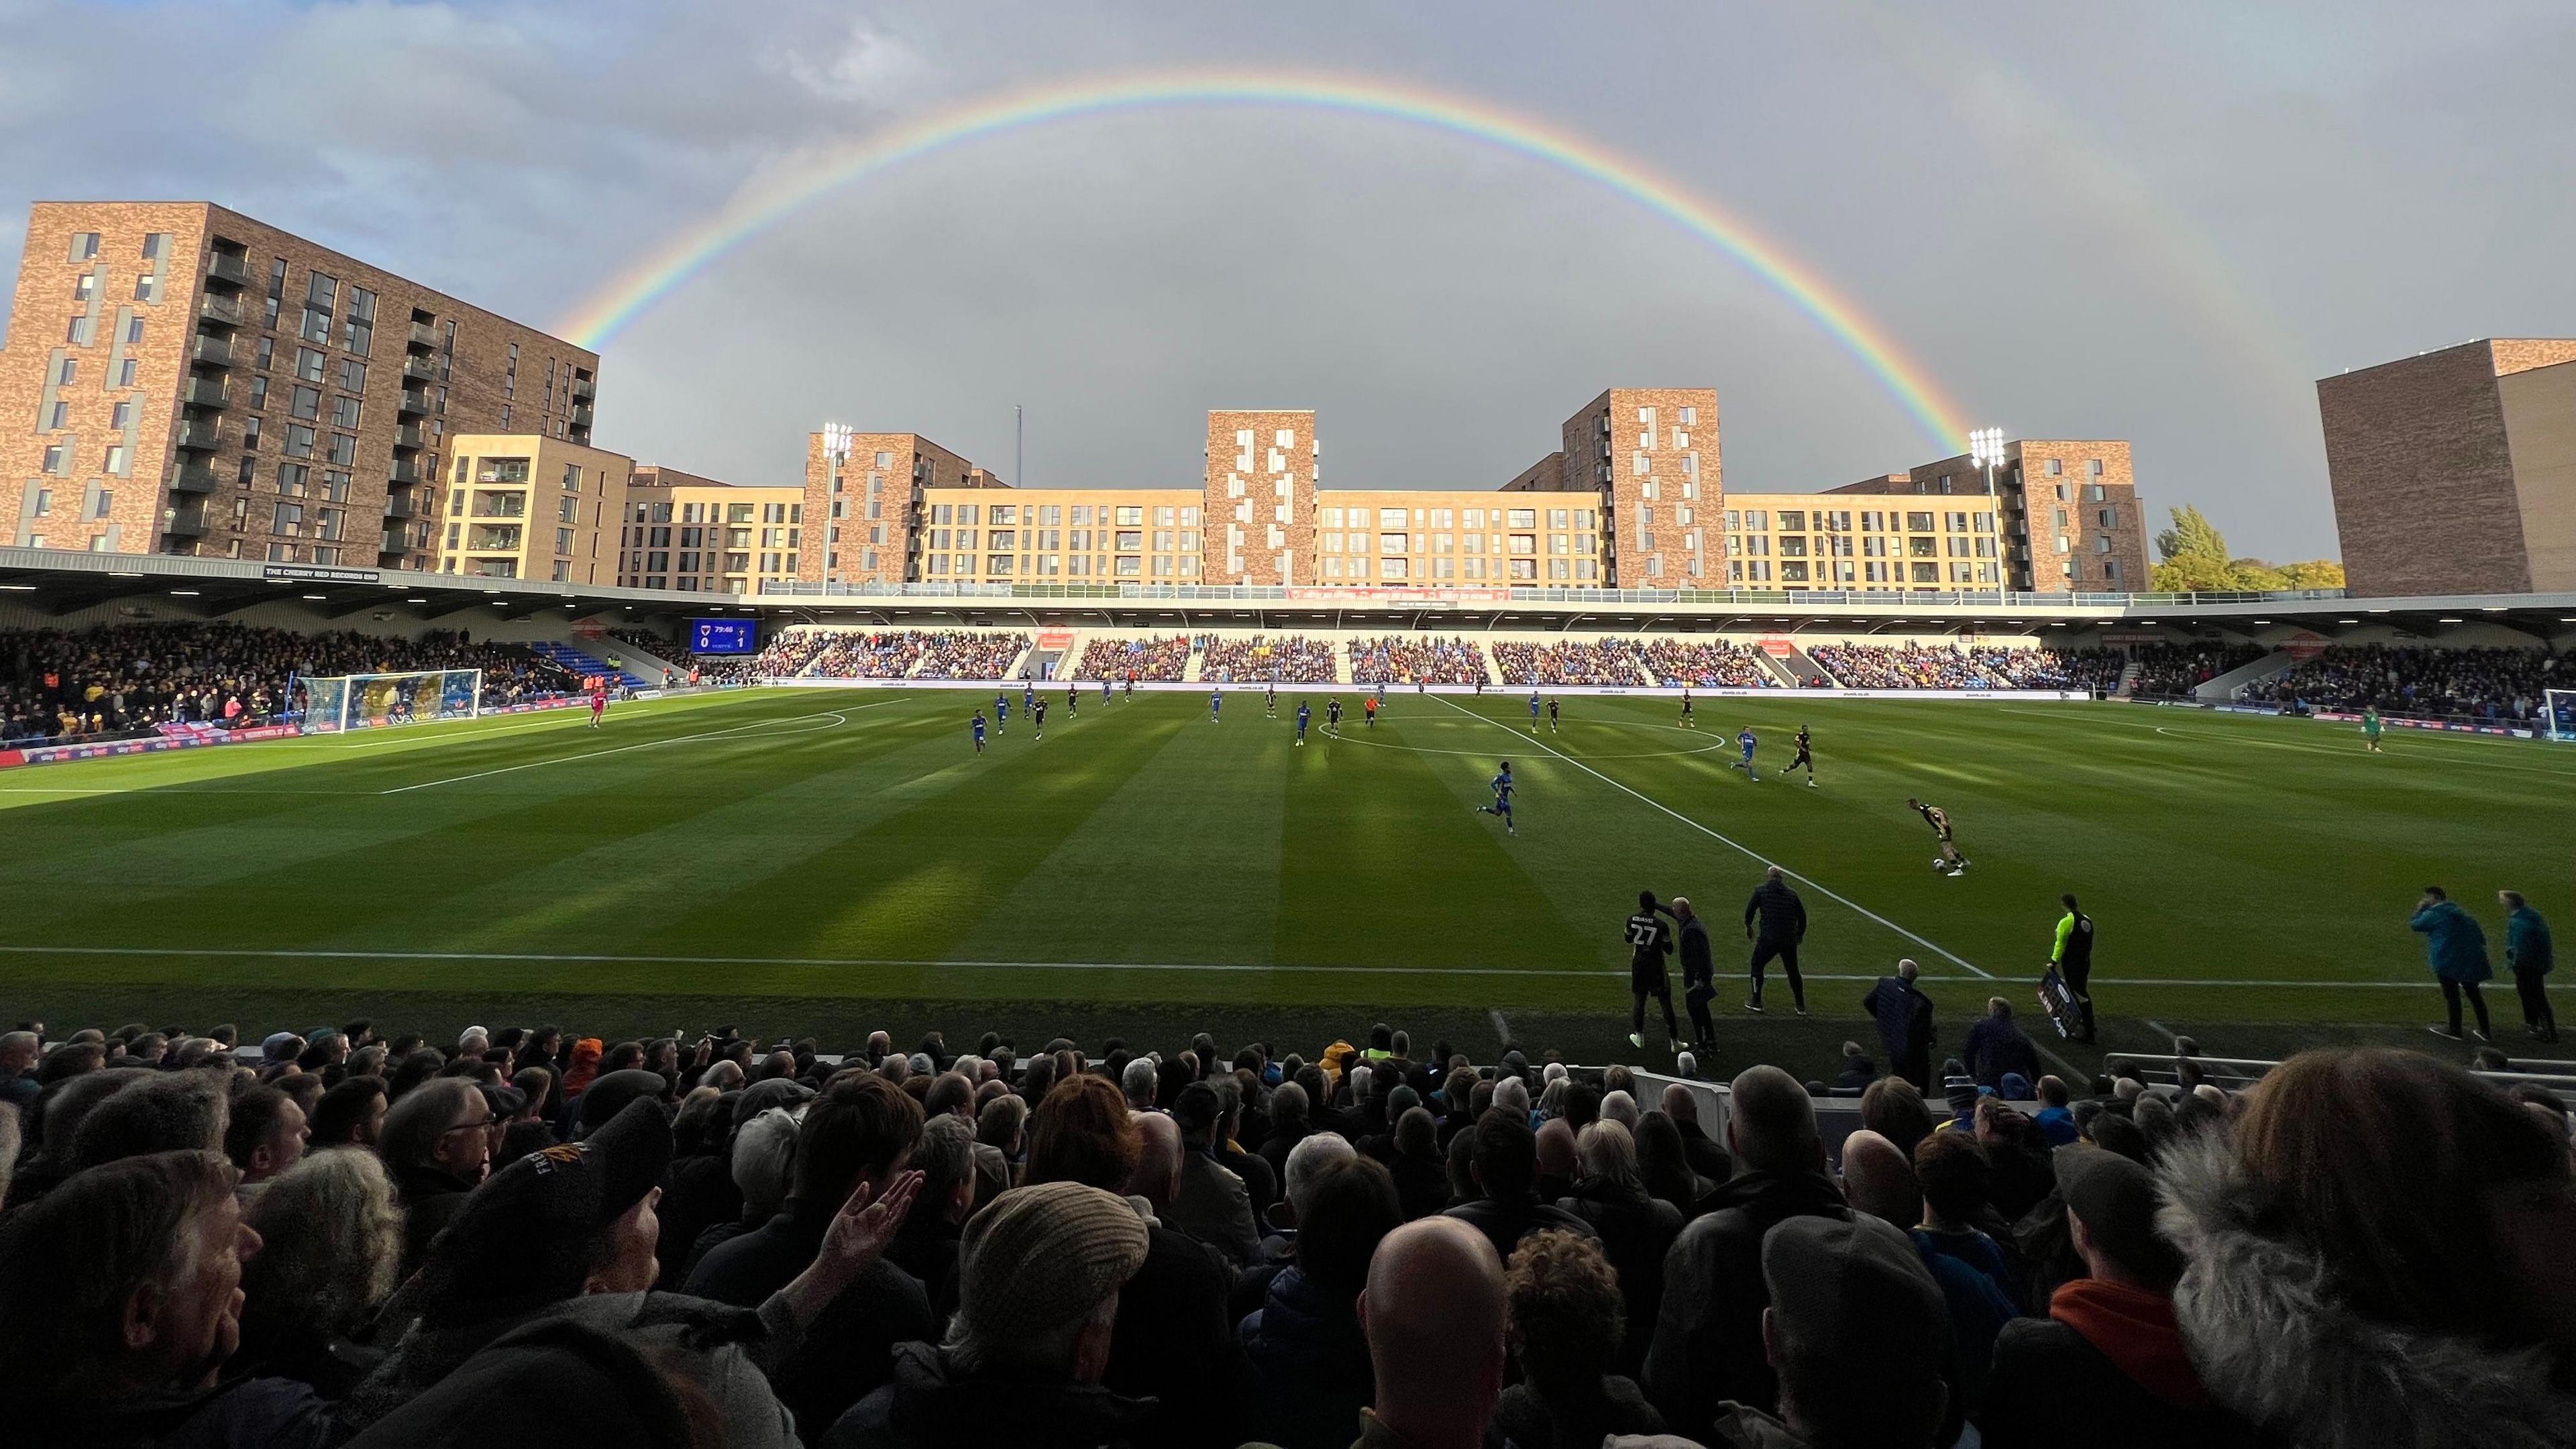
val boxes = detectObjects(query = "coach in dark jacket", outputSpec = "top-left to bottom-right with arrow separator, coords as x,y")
1862,961 -> 1938,1090
1675,898 -> 1717,1047
1743,866 -> 1809,1014
1963,998 -> 2042,1091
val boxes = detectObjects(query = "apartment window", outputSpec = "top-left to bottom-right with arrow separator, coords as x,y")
1679,405 -> 1696,426
68,231 -> 99,262
557,528 -> 576,555
45,400 -> 69,430
256,335 -> 274,371
2090,484 -> 2106,502
327,433 -> 356,466
40,444 -> 66,474
2044,458 -> 2063,476
241,417 -> 261,451
342,287 -> 374,355
30,488 -> 50,517
2097,508 -> 2115,528
2094,534 -> 2112,554
101,445 -> 125,475
330,396 -> 360,429
272,501 -> 304,533
2088,459 -> 2104,477
117,358 -> 138,386
282,423 -> 315,457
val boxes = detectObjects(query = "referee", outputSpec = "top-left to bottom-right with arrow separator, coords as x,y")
2051,893 -> 2097,1043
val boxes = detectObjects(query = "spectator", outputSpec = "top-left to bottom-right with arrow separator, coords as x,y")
378,1078 -> 493,1277
1557,1119 -> 1682,1378
2414,885 -> 2498,1042
1387,1106 -> 1451,1220
1838,1128 -> 1923,1230
1240,1155 -> 1402,1448
235,1148 -> 402,1397
2033,1075 -> 2078,1146
824,1182 -> 1152,1449
0,1150 -> 330,1446
1495,1230 -> 1666,1448
1645,1064 -> 1852,1435
71,1069 -> 229,1171
2163,1049 -> 2576,1446
1166,1080 -> 1263,1267
688,1073 -> 930,1428
1863,959 -> 1937,1091
0,1029 -> 39,1110
1964,997 -> 2042,1089
1660,1082 -> 1735,1184
223,1083 -> 309,1189
309,1076 -> 388,1150
1911,1131 -> 2023,1417
686,1104 -> 802,1281
1835,1040 -> 1878,1093
1633,1110 -> 1711,1221
1354,1217 -> 1509,1449
1444,1107 -> 1598,1263
888,1113 -> 977,1322
2501,889 -> 2557,1044
1702,1216 -> 1956,1449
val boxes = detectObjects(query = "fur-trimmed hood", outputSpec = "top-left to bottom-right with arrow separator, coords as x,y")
2156,1132 -> 2576,1448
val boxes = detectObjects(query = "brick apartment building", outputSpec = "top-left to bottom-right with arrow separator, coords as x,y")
1829,440 -> 2149,592
619,464 -> 806,595
2319,339 -> 2576,596
0,203 -> 596,570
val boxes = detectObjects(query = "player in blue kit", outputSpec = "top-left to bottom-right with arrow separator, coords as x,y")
1209,688 -> 1222,724
1376,681 -> 1387,708
1529,690 -> 1542,735
971,710 -> 987,753
1728,725 -> 1758,780
994,692 -> 1008,735
1475,760 -> 1517,835
1102,676 -> 1112,703
1024,682 -> 1036,716
1295,700 -> 1311,745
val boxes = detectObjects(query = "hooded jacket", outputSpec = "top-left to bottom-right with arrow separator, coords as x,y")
2159,1132 -> 2576,1448
2410,900 -> 2493,983
1642,1167 -> 1852,1436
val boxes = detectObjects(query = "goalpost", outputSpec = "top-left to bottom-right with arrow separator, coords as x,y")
2547,689 -> 2576,744
295,669 -> 484,734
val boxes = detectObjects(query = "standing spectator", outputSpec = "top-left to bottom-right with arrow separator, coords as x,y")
1701,1216 -> 1955,1449
1964,998 -> 2043,1089
1983,1147 -> 2264,1448
2052,894 -> 2100,1043
1556,1120 -> 1682,1379
2032,1076 -> 2080,1146
1743,865 -> 1810,1014
1444,1108 -> 1598,1263
235,1148 -> 403,1397
2502,890 -> 2557,1043
1354,1217 -> 1509,1449
378,1078 -> 492,1277
223,1084 -> 309,1189
1837,1129 -> 1923,1230
1166,1081 -> 1263,1267
0,1150 -> 331,1446
1646,1065 -> 1854,1436
1493,1230 -> 1666,1448
1676,896 -> 1717,1048
1240,1155 -> 1402,1449
2413,885 -> 2496,1042
2163,1049 -> 2576,1445
1864,959 -> 1937,1091
824,1182 -> 1152,1449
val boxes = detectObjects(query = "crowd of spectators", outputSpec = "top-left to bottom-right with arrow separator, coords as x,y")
2128,641 -> 2268,698
1492,637 -> 1647,686
1807,643 -> 2012,690
1199,635 -> 1336,684
806,632 -> 934,680
1348,635 -> 1488,686
914,631 -> 1031,680
1970,647 -> 2125,692
0,623 -> 580,743
0,1013 -> 2565,1449
2271,643 -> 2564,723
1080,636 -> 1192,682
1640,639 -> 1778,689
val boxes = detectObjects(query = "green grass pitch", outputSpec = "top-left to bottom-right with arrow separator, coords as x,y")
3,686 -> 2567,1069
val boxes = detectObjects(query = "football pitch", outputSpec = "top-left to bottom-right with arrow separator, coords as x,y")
4,685 -> 2569,1070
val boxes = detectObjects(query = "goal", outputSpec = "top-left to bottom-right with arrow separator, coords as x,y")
297,669 -> 483,733
2547,689 -> 2576,744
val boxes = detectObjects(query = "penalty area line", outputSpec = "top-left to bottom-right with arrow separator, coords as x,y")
1434,694 -> 1997,981
376,703 -> 888,794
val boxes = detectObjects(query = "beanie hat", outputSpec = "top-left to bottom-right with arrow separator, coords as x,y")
957,1182 -> 1148,1343
2055,1145 -> 2182,1285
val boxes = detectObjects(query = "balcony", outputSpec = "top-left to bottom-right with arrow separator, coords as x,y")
572,376 -> 594,401
189,335 -> 233,368
394,423 -> 424,451
174,419 -> 222,451
398,387 -> 430,417
381,530 -> 409,557
197,292 -> 243,329
468,525 -> 523,551
571,403 -> 594,427
402,354 -> 437,382
409,320 -> 439,350
384,494 -> 417,520
164,506 -> 210,539
182,378 -> 227,410
390,459 -> 425,487
170,462 -> 221,494
470,501 -> 526,520
205,252 -> 248,286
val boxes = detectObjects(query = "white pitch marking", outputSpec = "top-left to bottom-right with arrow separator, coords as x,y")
378,705 -> 874,794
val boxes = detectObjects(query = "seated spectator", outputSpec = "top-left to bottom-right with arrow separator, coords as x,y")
378,1078 -> 493,1277
1660,1082 -> 1735,1184
1985,1146 -> 2263,1448
2163,1048 -> 2576,1446
308,1076 -> 387,1150
1911,1130 -> 2023,1417
0,1029 -> 40,1110
2032,1075 -> 2079,1146
888,1113 -> 976,1322
1557,1119 -> 1682,1378
1835,1040 -> 1879,1093
1166,1080 -> 1263,1267
71,1069 -> 229,1170
688,1073 -> 930,1430
1387,1105 -> 1452,1220
1702,1216 -> 1956,1449
0,1150 -> 331,1446
1444,1107 -> 1598,1263
1862,1075 -> 1937,1158
1838,1128 -> 1923,1230
824,1181 -> 1152,1449
1494,1230 -> 1666,1448
235,1148 -> 402,1397
224,1083 -> 310,1189
1355,1217 -> 1509,1449
1633,1109 -> 1712,1220
1646,1065 -> 1852,1436
685,1102 -> 802,1281
1240,1155 -> 1403,1448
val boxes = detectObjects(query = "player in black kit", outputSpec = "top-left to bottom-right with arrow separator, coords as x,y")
1625,890 -> 1682,1049
1790,724 -> 1815,786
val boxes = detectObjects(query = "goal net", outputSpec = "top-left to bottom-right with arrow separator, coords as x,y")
2547,689 -> 2576,744
296,669 -> 483,734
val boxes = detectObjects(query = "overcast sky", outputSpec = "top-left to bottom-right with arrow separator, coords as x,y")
5,0 -> 2570,559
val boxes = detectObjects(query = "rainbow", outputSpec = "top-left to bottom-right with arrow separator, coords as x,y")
560,70 -> 1972,450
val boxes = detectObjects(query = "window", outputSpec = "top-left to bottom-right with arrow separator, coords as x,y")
2044,458 -> 2063,476
2097,508 -> 2115,528
330,396 -> 360,429
2088,459 -> 2104,477
272,501 -> 304,533
282,424 -> 314,457
327,433 -> 356,466
341,288 -> 374,355
68,231 -> 100,261
101,445 -> 125,474
45,400 -> 68,430
117,358 -> 138,387
40,444 -> 64,474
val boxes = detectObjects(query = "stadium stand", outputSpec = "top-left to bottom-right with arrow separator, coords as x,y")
0,623 -> 579,744
747,629 -> 830,680
1639,637 -> 1779,688
1348,634 -> 1489,686
604,627 -> 678,657
1807,642 -> 2008,689
912,631 -> 1032,680
0,1016 -> 2565,1447
807,631 -> 932,680
1974,647 -> 2126,692
1077,635 -> 1191,682
1198,633 -> 1336,683
2269,643 -> 2565,724
1492,637 -> 1646,686
2129,641 -> 2269,698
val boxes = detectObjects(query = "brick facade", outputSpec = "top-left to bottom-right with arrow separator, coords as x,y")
798,431 -> 987,586
0,203 -> 594,570
1556,388 -> 1720,586
1203,411 -> 1317,586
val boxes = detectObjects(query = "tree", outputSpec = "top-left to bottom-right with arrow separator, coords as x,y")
2147,506 -> 2344,593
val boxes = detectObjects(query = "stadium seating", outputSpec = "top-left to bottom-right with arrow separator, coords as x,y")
2269,643 -> 2564,723
1076,635 -> 1191,682
1639,637 -> 1779,688
2129,641 -> 2269,698
523,640 -> 649,692
806,631 -> 931,680
1198,633 -> 1336,683
1348,633 -> 1489,686
1491,637 -> 1647,686
1809,642 -> 2017,690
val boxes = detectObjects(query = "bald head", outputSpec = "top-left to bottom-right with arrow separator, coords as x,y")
1766,865 -> 1784,883
1661,1083 -> 1701,1124
1128,1111 -> 1183,1205
1359,1217 -> 1507,1444
1534,1118 -> 1576,1179
1729,1065 -> 1821,1174
1839,1129 -> 1921,1229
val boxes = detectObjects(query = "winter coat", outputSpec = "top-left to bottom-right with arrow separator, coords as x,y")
1558,1181 -> 1684,1377
1862,976 -> 1937,1066
1964,1014 -> 2042,1089
1492,1374 -> 1665,1449
1642,1168 -> 1852,1437
2507,905 -> 2554,976
824,1342 -> 1155,1449
1236,1266 -> 1373,1449
1443,1190 -> 1599,1265
2160,1131 -> 2576,1448
1981,1278 -> 2267,1449
1743,878 -> 1808,943
2410,900 -> 2493,983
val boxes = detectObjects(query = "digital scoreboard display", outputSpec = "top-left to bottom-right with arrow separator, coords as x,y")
690,619 -> 757,655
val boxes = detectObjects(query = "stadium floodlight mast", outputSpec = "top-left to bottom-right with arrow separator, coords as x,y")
1968,427 -> 2008,496
821,422 -> 855,462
